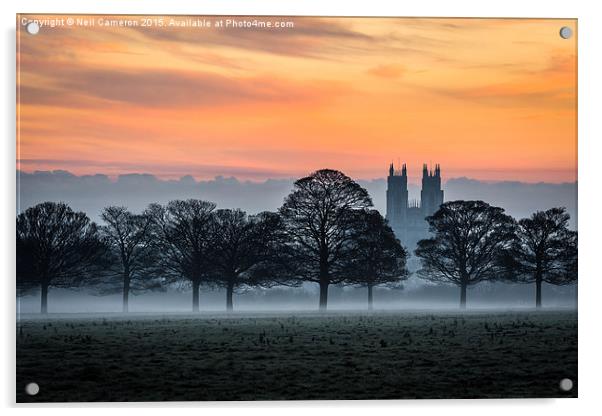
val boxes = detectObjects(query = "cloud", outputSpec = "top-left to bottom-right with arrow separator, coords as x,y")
422,59 -> 575,109
128,18 -> 376,60
17,159 -> 294,180
123,17 -> 453,65
17,170 -> 297,221
427,84 -> 574,109
18,85 -> 113,109
19,65 -> 351,109
367,64 -> 405,79
423,53 -> 576,109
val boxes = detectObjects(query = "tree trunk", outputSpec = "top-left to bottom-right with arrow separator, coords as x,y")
535,278 -> 542,309
368,284 -> 374,310
192,280 -> 200,313
226,281 -> 234,312
319,281 -> 329,311
40,283 -> 49,314
122,271 -> 130,313
459,283 -> 467,309
318,246 -> 329,311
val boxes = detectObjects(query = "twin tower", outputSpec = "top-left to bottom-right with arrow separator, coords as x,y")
386,163 -> 444,250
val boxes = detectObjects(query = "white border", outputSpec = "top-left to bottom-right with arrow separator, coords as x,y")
2,1 -> 601,415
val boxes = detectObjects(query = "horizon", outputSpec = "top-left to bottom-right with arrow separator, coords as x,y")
16,166 -> 578,230
16,167 -> 578,186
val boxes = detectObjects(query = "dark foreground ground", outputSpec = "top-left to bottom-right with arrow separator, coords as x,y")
16,310 -> 577,402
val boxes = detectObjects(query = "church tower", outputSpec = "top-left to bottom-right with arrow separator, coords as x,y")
385,162 -> 408,237
386,163 -> 444,253
420,163 -> 444,217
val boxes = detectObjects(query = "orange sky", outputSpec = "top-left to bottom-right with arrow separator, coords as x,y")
17,16 -> 577,183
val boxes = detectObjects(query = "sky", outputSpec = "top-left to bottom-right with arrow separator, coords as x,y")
17,16 -> 577,183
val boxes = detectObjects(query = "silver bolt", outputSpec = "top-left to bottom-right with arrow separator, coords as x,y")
559,26 -> 573,39
26,22 -> 40,35
559,378 -> 573,392
25,382 -> 39,396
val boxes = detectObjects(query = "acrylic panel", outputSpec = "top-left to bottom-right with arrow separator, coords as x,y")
16,15 -> 577,402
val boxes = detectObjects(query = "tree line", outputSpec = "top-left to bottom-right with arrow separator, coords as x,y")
16,169 -> 577,314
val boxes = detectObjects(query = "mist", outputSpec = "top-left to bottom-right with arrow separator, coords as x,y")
16,169 -> 577,314
16,279 -> 576,314
17,170 -> 577,227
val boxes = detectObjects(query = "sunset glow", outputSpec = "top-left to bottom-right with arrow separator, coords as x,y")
17,16 -> 577,183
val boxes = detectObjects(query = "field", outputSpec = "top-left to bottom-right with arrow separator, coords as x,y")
16,310 -> 577,402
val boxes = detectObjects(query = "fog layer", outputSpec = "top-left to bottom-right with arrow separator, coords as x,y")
17,170 -> 577,227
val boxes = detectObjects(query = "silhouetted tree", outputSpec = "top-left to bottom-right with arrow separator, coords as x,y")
344,210 -> 409,310
415,200 -> 515,309
208,209 -> 288,311
499,208 -> 577,308
148,199 -> 216,312
99,206 -> 162,313
16,202 -> 105,314
245,211 -> 299,289
279,169 -> 373,310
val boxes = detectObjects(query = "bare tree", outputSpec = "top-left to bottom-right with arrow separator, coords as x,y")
16,202 -> 105,314
208,209 -> 288,311
279,169 -> 373,310
99,206 -> 161,312
415,200 -> 515,309
245,211 -> 299,290
148,199 -> 216,312
343,210 -> 409,310
499,208 -> 577,308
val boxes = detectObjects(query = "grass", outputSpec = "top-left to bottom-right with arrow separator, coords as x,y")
16,310 -> 577,402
